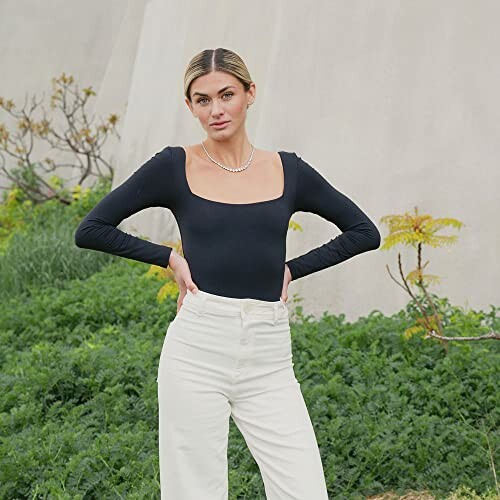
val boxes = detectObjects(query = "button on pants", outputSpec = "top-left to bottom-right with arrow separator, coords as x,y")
156,288 -> 328,499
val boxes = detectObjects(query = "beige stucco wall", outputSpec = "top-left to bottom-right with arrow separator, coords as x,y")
1,0 -> 498,320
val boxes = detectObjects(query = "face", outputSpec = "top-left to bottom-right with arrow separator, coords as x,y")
185,71 -> 255,137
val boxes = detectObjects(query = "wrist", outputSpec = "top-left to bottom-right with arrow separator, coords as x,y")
169,250 -> 178,267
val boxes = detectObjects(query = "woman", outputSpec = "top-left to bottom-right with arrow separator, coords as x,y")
75,48 -> 381,499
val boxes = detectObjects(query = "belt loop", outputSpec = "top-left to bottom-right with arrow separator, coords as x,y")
240,304 -> 246,327
273,302 -> 278,325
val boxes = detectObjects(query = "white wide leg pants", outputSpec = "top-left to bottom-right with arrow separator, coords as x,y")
156,288 -> 328,499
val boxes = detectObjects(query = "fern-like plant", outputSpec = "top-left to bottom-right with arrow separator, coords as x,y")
379,206 -> 499,347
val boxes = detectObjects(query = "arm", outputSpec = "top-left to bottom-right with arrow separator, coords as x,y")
74,146 -> 174,268
285,154 -> 381,281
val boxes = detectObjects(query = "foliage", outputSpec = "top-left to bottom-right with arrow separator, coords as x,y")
0,258 -> 498,498
379,206 -> 499,346
0,178 -> 118,299
0,72 -> 120,205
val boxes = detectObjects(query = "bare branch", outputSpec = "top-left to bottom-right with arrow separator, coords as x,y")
424,330 -> 500,341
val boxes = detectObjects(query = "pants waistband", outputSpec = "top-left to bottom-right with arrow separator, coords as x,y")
183,288 -> 288,323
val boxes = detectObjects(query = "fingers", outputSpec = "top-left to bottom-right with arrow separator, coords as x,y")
176,280 -> 199,313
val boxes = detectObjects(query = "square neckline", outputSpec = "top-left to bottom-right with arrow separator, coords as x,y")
176,145 -> 287,207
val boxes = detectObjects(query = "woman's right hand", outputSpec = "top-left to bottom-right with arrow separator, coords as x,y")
169,251 -> 199,313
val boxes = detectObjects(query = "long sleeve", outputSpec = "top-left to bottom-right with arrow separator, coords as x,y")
74,146 -> 175,268
285,155 -> 381,281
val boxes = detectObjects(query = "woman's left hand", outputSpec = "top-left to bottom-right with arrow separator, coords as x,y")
281,264 -> 292,303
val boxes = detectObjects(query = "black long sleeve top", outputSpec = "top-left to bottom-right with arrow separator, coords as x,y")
74,145 -> 381,301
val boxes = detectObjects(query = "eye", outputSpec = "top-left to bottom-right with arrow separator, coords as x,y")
197,92 -> 233,105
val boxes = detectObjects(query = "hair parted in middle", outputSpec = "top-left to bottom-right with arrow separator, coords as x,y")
184,48 -> 253,103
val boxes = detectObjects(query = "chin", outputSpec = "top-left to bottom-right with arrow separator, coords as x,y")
208,127 -> 233,136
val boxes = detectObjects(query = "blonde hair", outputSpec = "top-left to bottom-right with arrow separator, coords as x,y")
184,48 -> 253,102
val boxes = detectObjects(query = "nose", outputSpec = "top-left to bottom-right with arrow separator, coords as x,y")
210,101 -> 224,116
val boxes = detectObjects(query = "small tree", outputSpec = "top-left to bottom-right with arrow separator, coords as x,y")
0,72 -> 120,205
380,206 -> 499,348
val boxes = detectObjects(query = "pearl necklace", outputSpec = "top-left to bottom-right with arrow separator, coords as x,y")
201,141 -> 255,172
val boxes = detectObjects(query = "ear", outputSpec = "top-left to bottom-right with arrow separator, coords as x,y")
247,82 -> 256,106
185,98 -> 195,116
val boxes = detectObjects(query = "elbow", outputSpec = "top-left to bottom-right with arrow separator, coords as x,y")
74,224 -> 87,249
74,220 -> 94,249
355,220 -> 381,250
74,217 -> 116,251
370,224 -> 381,249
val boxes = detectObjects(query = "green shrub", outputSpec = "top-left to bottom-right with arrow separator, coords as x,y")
0,180 -> 117,299
0,259 -> 498,498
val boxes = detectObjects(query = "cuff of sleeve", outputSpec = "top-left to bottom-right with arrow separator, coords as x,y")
164,246 -> 173,268
285,260 -> 299,281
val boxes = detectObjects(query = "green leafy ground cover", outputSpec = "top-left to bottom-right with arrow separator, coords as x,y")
0,193 -> 498,498
1,258 -> 498,498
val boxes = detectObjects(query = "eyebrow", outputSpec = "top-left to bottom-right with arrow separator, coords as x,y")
192,85 -> 236,97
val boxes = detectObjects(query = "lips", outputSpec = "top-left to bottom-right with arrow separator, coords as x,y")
211,120 -> 229,126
